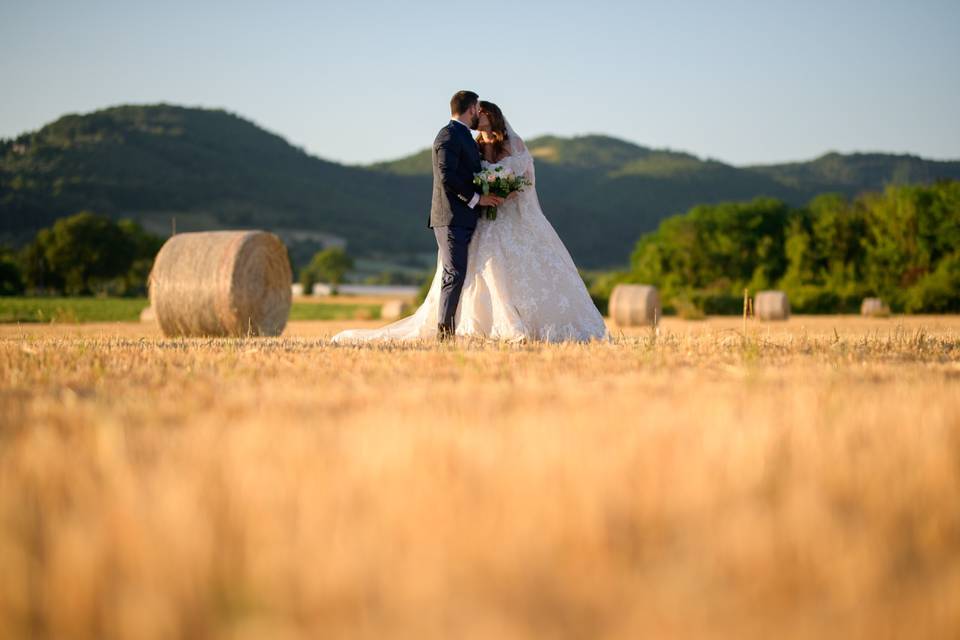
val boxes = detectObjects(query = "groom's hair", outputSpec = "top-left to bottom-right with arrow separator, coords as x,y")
450,90 -> 479,116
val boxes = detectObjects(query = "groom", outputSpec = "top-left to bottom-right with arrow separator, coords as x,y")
429,90 -> 503,341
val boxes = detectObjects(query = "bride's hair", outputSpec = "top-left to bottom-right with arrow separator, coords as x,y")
476,101 -> 509,160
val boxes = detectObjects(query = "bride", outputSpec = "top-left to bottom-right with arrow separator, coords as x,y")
332,101 -> 608,344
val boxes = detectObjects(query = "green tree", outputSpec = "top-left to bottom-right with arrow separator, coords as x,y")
20,212 -> 162,295
628,197 -> 790,313
117,219 -> 164,295
303,247 -> 353,294
620,182 -> 960,314
808,193 -> 865,291
0,246 -> 24,296
862,182 -> 960,309
299,265 -> 318,296
904,252 -> 960,313
777,194 -> 867,312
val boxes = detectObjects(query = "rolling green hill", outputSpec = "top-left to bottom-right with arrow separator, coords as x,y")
0,104 -> 435,262
3,105 -> 959,268
374,135 -> 960,266
747,151 -> 960,194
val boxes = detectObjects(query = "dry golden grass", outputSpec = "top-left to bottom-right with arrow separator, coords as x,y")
1,316 -> 959,639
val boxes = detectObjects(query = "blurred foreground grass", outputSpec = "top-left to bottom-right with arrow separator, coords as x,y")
0,318 -> 959,638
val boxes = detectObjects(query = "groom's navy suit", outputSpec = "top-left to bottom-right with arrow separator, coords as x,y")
429,120 -> 483,334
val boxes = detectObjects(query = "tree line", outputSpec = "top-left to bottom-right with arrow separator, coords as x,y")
0,212 -> 163,296
0,211 -> 362,298
588,180 -> 960,314
4,180 -> 958,315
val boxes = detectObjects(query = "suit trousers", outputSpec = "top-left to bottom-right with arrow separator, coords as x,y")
434,224 -> 475,331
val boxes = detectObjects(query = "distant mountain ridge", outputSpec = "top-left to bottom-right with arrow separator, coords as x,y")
748,151 -> 960,192
0,104 -> 433,266
3,105 -> 958,268
373,135 -> 960,265
375,133 -> 960,189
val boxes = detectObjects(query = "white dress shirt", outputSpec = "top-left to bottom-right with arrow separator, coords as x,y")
451,118 -> 481,210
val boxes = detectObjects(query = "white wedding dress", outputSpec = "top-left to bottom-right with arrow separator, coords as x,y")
332,122 -> 608,344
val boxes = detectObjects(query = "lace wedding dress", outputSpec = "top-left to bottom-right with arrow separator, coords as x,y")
332,122 -> 608,344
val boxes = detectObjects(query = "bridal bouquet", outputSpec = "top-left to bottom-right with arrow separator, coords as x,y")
473,166 -> 532,220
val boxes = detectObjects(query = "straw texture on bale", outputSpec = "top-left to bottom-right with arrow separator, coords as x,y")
756,290 -> 790,321
861,297 -> 890,317
380,299 -> 411,321
609,285 -> 660,327
149,231 -> 292,337
139,306 -> 156,323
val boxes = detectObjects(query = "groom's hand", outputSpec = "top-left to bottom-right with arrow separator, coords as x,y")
479,194 -> 504,207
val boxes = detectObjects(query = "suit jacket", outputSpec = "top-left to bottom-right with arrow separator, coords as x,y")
429,121 -> 482,229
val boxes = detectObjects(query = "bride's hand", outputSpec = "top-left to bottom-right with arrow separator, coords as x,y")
506,191 -> 519,201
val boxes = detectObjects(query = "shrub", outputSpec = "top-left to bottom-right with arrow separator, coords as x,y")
904,253 -> 960,313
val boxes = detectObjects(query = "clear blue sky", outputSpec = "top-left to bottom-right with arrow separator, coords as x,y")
1,0 -> 958,166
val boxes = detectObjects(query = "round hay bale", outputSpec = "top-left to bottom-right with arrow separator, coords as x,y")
755,290 -> 790,321
139,305 -> 156,323
861,297 -> 890,317
149,231 -> 292,337
380,299 -> 411,321
609,284 -> 660,327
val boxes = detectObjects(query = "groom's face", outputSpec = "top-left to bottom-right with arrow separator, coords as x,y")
467,103 -> 480,130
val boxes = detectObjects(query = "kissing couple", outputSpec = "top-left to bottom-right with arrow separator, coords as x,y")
333,90 -> 607,344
